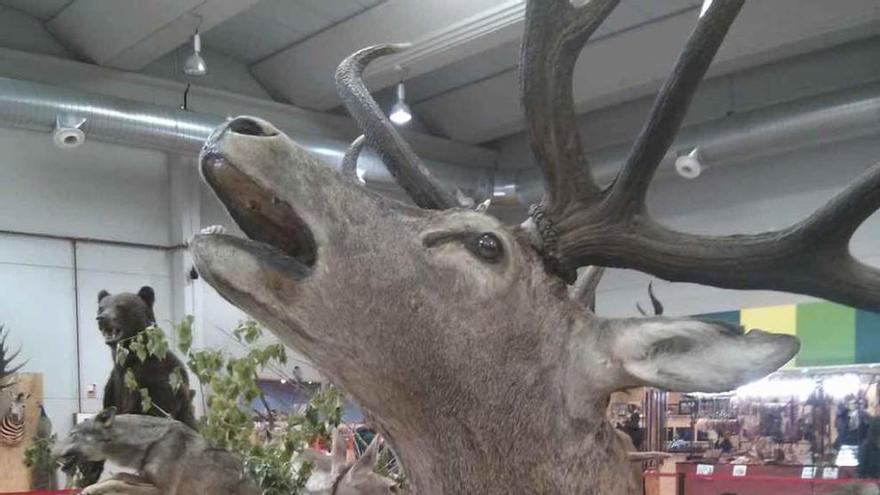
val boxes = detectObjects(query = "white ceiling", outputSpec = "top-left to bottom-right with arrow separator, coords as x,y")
203,0 -> 385,63
0,0 -> 72,20
0,0 -> 878,147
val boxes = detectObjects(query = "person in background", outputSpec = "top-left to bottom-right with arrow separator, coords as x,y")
858,412 -> 880,479
623,404 -> 643,450
716,431 -> 734,454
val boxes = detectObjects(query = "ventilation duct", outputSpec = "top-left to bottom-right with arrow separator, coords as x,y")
0,77 -> 493,204
0,77 -> 879,215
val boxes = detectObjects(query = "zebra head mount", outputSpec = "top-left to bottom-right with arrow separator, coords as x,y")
1,391 -> 29,447
7,392 -> 29,423
190,1 -> 880,493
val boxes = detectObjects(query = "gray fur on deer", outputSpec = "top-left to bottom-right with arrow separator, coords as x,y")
181,0 -> 880,492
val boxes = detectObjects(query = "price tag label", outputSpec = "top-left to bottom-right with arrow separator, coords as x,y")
822,467 -> 839,480
801,466 -> 817,479
696,464 -> 715,476
732,465 -> 748,477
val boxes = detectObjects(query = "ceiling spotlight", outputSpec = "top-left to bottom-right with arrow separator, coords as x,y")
389,82 -> 412,125
280,378 -> 287,384
184,31 -> 207,76
674,147 -> 703,179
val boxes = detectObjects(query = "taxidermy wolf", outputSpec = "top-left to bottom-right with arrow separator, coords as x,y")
74,287 -> 198,485
53,408 -> 260,495
190,0 -> 880,492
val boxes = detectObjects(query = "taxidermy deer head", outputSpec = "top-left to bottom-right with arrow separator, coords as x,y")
191,0 -> 878,492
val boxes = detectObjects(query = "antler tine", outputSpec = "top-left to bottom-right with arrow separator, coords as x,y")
521,0 -> 620,214
558,160 -> 880,310
336,45 -> 459,210
342,134 -> 366,182
646,282 -> 664,316
571,265 -> 605,311
605,0 -> 744,215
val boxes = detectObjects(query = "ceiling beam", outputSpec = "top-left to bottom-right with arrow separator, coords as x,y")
251,0 -> 511,110
415,0 -> 880,144
46,0 -> 261,70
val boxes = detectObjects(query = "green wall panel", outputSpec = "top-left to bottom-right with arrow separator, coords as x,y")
796,302 -> 855,366
856,310 -> 880,364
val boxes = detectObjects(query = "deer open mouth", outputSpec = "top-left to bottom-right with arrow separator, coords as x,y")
196,119 -> 318,273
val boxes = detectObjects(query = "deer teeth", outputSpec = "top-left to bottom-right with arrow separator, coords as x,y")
200,225 -> 227,235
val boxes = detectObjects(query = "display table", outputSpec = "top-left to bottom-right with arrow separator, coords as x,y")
675,461 -> 871,495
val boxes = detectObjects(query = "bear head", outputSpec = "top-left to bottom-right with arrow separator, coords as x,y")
96,286 -> 156,345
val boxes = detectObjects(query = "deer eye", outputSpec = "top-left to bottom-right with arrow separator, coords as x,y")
471,233 -> 503,262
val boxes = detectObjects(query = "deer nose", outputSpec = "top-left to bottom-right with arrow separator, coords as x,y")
227,117 -> 277,137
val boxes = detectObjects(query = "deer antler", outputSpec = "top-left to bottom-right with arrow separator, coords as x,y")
522,0 -> 880,311
341,134 -> 366,182
521,0 -> 620,211
336,45 -> 460,210
571,266 -> 606,311
0,326 -> 24,391
636,283 -> 664,317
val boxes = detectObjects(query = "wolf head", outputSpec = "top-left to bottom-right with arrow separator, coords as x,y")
96,286 -> 156,345
302,425 -> 398,495
52,407 -> 117,470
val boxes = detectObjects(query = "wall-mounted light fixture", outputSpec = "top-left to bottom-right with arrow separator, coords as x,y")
674,147 -> 703,179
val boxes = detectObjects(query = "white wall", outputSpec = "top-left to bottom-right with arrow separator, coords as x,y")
0,127 -> 174,439
0,233 -> 77,438
0,127 -> 171,245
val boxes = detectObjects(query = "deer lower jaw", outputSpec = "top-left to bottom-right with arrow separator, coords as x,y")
198,149 -> 318,271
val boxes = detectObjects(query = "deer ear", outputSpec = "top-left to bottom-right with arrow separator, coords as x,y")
137,286 -> 155,308
602,317 -> 800,393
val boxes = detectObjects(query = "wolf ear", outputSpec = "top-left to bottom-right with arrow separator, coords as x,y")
96,407 -> 117,428
98,290 -> 110,303
137,286 -> 155,308
350,436 -> 381,477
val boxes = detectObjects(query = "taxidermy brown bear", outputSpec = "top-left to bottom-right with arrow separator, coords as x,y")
97,286 -> 196,427
75,286 -> 197,485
